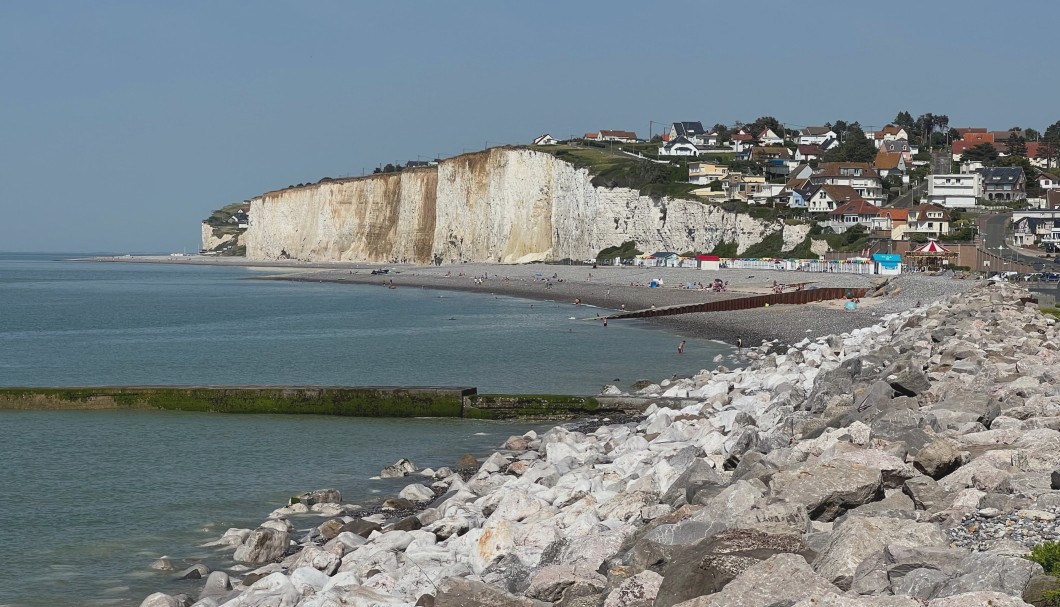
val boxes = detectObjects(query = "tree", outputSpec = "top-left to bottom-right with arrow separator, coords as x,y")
649,135 -> 663,143
1037,142 -> 1059,169
712,123 -> 731,143
823,124 -> 876,163
893,111 -> 915,130
1006,134 -> 1028,158
1044,120 -> 1060,144
1025,128 -> 1040,141
749,116 -> 784,138
961,143 -> 999,163
831,120 -> 849,135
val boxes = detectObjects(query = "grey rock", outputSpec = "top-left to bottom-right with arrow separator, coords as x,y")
603,571 -> 663,607
175,564 -> 209,580
340,518 -> 382,538
892,567 -> 951,599
139,594 -> 184,607
653,529 -> 809,607
936,553 -> 1041,599
915,439 -> 963,480
292,488 -> 341,506
380,458 -> 417,478
669,553 -> 838,607
661,458 -> 727,507
885,357 -> 931,397
812,515 -> 948,590
1051,468 -> 1060,490
524,564 -> 606,603
771,459 -> 884,521
435,577 -> 547,607
198,571 -> 232,600
903,476 -> 952,512
233,527 -> 290,564
926,591 -> 1035,606
149,557 -> 175,571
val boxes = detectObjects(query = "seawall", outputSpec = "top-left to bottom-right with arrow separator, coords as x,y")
241,148 -> 809,264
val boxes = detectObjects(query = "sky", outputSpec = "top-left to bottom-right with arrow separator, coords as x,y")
1,1 -> 1058,253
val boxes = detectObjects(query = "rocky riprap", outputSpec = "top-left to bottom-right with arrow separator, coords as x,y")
142,281 -> 1060,607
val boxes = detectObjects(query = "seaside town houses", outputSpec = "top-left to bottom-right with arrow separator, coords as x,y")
554,114 -> 1060,249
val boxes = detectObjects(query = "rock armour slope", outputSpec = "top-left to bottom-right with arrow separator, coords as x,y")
243,148 -> 808,263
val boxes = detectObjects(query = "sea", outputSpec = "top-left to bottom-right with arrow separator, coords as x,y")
0,253 -> 732,606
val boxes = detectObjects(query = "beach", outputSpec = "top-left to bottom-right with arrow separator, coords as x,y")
94,256 -> 980,347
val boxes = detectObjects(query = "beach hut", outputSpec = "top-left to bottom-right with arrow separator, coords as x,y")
872,253 -> 902,275
696,255 -> 721,270
650,252 -> 680,268
906,240 -> 957,270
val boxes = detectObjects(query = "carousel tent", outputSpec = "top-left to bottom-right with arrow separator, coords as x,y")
906,240 -> 957,269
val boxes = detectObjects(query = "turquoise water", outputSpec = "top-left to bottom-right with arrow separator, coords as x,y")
0,253 -> 729,606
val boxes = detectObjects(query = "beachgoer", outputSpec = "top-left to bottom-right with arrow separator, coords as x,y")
603,318 -> 608,327
736,335 -> 743,355
677,340 -> 685,354
574,297 -> 582,305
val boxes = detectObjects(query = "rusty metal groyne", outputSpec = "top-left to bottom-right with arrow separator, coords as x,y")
604,287 -> 869,320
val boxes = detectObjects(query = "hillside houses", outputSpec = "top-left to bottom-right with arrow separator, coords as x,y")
809,162 -> 886,204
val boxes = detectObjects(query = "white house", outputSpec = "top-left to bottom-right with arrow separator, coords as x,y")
1039,172 -> 1060,191
867,125 -> 909,148
807,184 -> 862,214
810,162 -> 885,205
532,134 -> 559,145
658,136 -> 699,157
794,145 -> 823,163
669,122 -> 708,144
757,128 -> 784,146
926,173 -> 981,209
906,204 -> 952,238
798,127 -> 836,146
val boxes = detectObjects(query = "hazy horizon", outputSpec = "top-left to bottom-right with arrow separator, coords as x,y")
2,1 -> 1058,252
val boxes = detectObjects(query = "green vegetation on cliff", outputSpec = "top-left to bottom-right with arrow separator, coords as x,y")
535,145 -> 701,200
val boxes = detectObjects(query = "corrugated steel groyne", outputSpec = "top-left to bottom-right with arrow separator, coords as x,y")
603,287 -> 869,320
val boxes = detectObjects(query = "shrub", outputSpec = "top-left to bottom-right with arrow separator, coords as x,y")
1028,541 -> 1060,575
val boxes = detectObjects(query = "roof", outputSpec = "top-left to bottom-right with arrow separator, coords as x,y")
663,136 -> 696,149
960,132 -> 994,144
991,130 -> 1023,141
830,198 -> 880,216
695,255 -> 721,261
815,162 -> 880,179
819,184 -> 862,201
978,167 -> 1025,183
731,133 -> 754,141
599,130 -> 638,139
910,203 -> 952,221
874,150 -> 904,170
751,146 -> 792,159
956,128 -> 988,135
584,132 -> 598,139
672,122 -> 705,137
758,128 -> 779,138
1040,171 -> 1060,182
878,208 -> 909,221
800,126 -> 832,136
651,251 -> 678,258
1049,190 -> 1060,208
797,144 -> 823,156
881,140 -> 911,153
873,125 -> 907,139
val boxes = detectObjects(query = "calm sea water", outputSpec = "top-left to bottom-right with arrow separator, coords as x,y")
0,253 -> 730,606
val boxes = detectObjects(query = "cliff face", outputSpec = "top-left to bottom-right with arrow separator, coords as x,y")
242,148 -> 806,263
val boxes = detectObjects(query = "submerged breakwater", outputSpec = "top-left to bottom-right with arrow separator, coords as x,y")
0,386 -> 616,419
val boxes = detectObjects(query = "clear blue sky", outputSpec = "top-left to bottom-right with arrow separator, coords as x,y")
1,1 -> 1056,253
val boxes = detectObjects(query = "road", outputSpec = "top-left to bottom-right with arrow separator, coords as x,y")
888,180 -> 926,209
980,212 -> 1054,268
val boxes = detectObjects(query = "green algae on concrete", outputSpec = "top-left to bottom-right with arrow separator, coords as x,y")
0,386 -> 469,417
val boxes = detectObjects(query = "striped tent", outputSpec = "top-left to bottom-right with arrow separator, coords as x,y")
906,240 -> 956,268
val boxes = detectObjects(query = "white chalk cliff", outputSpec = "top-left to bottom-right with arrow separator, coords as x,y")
240,148 -> 809,264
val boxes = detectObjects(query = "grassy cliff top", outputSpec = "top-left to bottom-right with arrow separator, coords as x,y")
203,201 -> 250,235
532,144 -> 702,200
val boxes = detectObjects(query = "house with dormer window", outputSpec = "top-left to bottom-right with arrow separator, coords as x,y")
906,203 -> 952,238
810,162 -> 885,204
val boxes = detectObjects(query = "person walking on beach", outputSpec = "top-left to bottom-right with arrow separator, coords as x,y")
736,335 -> 743,355
603,318 -> 608,327
677,340 -> 685,354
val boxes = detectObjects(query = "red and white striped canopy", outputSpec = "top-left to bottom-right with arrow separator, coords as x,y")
911,240 -> 952,255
